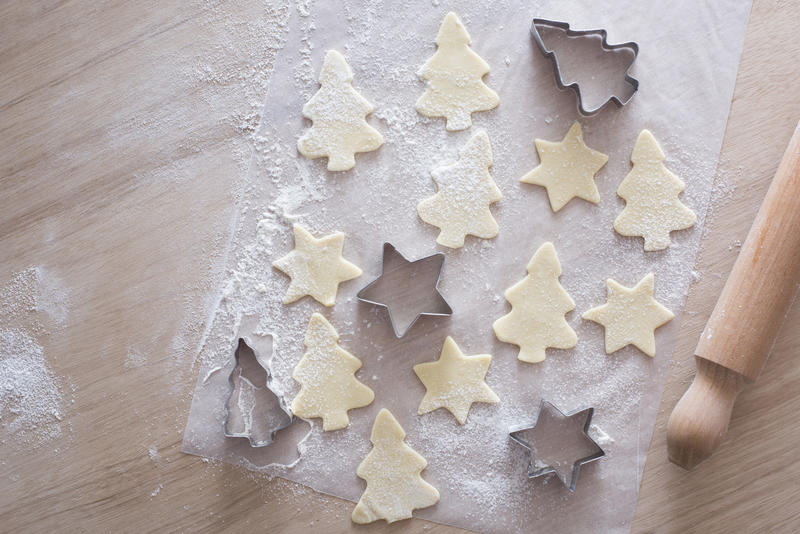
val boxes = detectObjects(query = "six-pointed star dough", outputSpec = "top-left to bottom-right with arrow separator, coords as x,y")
582,273 -> 674,357
273,224 -> 362,306
521,121 -> 608,212
413,336 -> 499,424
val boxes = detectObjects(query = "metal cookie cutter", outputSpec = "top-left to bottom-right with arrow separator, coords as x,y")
357,242 -> 453,338
509,399 -> 605,491
223,336 -> 293,447
530,18 -> 639,116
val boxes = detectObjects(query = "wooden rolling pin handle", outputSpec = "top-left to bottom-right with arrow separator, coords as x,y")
668,121 -> 800,470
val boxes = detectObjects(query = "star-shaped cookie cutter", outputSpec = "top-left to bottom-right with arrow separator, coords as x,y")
357,243 -> 453,338
223,336 -> 294,447
530,18 -> 639,116
509,399 -> 605,491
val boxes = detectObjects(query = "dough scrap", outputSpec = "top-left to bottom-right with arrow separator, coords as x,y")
273,224 -> 362,306
413,336 -> 499,424
520,121 -> 608,212
416,12 -> 499,131
291,313 -> 374,431
297,50 -> 383,171
352,409 -> 440,524
417,130 -> 502,248
493,242 -> 577,363
582,273 -> 674,357
613,129 -> 696,250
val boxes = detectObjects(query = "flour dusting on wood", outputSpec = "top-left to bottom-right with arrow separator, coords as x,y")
0,268 -> 71,446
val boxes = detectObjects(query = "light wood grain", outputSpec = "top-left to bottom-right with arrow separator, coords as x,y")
0,1 -> 798,533
693,121 -> 800,381
633,0 -> 800,530
666,122 -> 800,470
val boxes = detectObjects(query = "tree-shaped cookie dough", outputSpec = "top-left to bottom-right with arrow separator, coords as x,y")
291,313 -> 374,431
297,50 -> 383,171
416,12 -> 499,131
582,273 -> 674,357
273,224 -> 362,307
614,130 -> 696,251
493,242 -> 577,363
413,336 -> 499,424
352,409 -> 439,524
521,121 -> 608,212
417,130 -> 502,248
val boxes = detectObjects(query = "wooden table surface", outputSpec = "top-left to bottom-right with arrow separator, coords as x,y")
2,1 -> 798,532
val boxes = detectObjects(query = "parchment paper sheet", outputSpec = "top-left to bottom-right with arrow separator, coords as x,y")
183,1 -> 752,532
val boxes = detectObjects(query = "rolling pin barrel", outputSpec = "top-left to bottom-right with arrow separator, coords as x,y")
667,121 -> 800,470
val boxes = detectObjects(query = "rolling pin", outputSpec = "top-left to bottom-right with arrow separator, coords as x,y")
667,120 -> 800,470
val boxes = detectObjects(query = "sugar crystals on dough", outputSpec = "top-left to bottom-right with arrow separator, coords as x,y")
582,273 -> 674,357
417,130 -> 502,248
614,130 -> 696,251
493,242 -> 577,363
520,121 -> 608,212
416,12 -> 499,131
297,50 -> 383,171
352,409 -> 440,524
272,224 -> 362,307
413,336 -> 499,424
291,313 -> 374,431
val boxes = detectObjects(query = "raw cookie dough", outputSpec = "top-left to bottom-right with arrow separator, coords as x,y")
291,313 -> 374,431
416,11 -> 499,131
352,409 -> 440,524
582,272 -> 674,357
417,130 -> 502,248
520,121 -> 608,212
493,242 -> 577,363
413,336 -> 499,424
614,129 -> 696,251
272,224 -> 362,306
297,50 -> 383,171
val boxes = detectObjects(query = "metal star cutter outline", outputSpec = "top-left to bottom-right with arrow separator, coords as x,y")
509,399 -> 605,491
356,242 -> 452,338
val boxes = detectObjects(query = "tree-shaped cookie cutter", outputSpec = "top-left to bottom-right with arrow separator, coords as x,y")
223,336 -> 293,447
530,18 -> 639,116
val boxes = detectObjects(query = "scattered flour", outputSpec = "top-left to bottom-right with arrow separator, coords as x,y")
124,346 -> 148,369
0,329 -> 64,444
0,267 -> 71,446
589,424 -> 615,446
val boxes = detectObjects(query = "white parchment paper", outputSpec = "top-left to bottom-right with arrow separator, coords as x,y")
183,1 -> 752,532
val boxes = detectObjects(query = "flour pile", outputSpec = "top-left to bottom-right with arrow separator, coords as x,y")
0,268 -> 70,445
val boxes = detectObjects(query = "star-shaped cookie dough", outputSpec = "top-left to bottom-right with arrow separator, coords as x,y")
521,121 -> 608,212
413,336 -> 499,424
273,224 -> 362,306
582,273 -> 674,357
